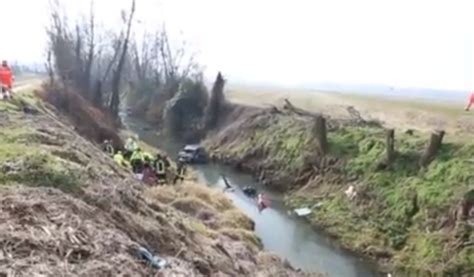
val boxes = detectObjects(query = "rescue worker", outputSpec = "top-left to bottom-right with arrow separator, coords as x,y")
102,139 -> 115,157
162,154 -> 171,169
173,158 -> 187,184
130,147 -> 145,174
124,135 -> 138,159
113,151 -> 130,168
0,61 -> 14,100
143,151 -> 154,164
465,91 -> 474,111
154,153 -> 167,184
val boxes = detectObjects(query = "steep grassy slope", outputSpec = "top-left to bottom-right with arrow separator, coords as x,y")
205,105 -> 474,275
206,107 -> 319,190
0,88 -> 316,276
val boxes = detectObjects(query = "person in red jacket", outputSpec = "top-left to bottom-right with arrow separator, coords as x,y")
0,60 -> 14,99
466,91 -> 474,111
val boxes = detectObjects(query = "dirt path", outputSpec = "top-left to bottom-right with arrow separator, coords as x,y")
13,78 -> 43,92
227,86 -> 474,139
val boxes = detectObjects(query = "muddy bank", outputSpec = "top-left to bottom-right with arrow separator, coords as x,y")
204,102 -> 474,275
0,88 -> 315,276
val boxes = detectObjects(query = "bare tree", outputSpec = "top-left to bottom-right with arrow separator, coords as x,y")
110,0 -> 136,118
126,27 -> 203,122
45,50 -> 54,85
84,0 -> 96,98
47,0 -> 98,100
73,24 -> 85,90
47,1 -> 75,83
46,0 -> 203,127
205,72 -> 226,130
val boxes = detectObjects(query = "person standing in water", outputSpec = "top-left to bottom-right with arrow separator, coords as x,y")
257,193 -> 270,213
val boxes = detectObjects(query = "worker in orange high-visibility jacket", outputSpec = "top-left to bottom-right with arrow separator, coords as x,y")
0,60 -> 14,100
466,91 -> 474,111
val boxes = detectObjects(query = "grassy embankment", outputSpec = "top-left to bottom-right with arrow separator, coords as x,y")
0,86 -> 312,276
206,96 -> 474,275
0,94 -> 259,246
0,90 -> 81,191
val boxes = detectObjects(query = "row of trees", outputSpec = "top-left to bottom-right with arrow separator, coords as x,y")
46,0 -> 225,140
46,0 -> 137,117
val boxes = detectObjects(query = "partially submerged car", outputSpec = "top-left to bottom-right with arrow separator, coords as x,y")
178,145 -> 208,164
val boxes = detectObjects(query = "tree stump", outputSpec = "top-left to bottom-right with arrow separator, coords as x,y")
314,116 -> 329,155
386,129 -> 395,163
377,129 -> 396,170
419,130 -> 445,167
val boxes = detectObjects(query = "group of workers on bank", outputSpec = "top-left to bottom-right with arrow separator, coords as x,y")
106,135 -> 270,212
102,135 -> 187,185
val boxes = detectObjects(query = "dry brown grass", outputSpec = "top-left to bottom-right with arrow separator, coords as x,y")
219,209 -> 255,230
0,186 -> 156,276
171,196 -> 216,216
145,185 -> 178,204
175,182 -> 235,211
219,228 -> 262,249
184,218 -> 218,238
146,182 -> 255,235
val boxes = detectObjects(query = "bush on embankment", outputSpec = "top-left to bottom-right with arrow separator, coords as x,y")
205,104 -> 474,275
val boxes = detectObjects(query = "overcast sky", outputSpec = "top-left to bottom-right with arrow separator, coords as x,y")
2,0 -> 474,90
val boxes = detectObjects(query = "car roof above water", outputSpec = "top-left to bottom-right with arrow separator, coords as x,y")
183,144 -> 203,151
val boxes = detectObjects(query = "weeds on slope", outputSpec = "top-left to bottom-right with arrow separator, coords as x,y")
291,126 -> 474,274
